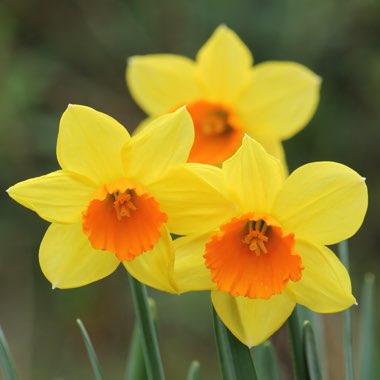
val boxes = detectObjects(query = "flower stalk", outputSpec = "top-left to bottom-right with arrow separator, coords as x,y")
128,274 -> 165,380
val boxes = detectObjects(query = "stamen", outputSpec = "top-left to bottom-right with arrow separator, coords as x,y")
242,220 -> 269,256
113,190 -> 137,220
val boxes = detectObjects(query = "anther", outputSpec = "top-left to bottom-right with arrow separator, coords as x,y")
242,220 -> 269,256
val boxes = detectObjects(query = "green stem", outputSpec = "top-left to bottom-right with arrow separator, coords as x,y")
128,275 -> 165,380
338,240 -> 354,380
212,307 -> 257,380
288,308 -> 308,380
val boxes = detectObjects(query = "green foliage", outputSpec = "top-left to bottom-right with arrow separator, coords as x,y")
77,319 -> 104,380
212,307 -> 257,380
0,326 -> 18,380
252,341 -> 281,380
187,361 -> 201,380
303,321 -> 322,380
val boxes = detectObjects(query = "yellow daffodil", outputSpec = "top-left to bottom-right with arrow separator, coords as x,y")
7,105 -> 227,291
127,25 -> 321,165
173,136 -> 368,346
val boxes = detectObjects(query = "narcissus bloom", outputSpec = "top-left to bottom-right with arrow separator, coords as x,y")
127,25 -> 321,165
173,136 -> 368,346
8,105 -> 225,291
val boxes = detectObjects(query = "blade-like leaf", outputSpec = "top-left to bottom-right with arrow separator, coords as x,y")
359,273 -> 376,380
212,306 -> 257,380
303,321 -> 322,380
0,326 -> 18,380
288,308 -> 308,380
125,326 -> 149,380
187,360 -> 200,380
296,306 -> 327,379
338,240 -> 354,380
76,319 -> 104,380
252,340 -> 281,380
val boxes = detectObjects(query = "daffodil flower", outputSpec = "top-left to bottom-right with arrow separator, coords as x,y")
173,136 -> 368,346
7,105 -> 229,291
127,25 -> 321,165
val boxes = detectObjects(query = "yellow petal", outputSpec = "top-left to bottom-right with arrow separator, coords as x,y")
57,105 -> 130,185
195,25 -> 252,102
286,239 -> 355,312
148,164 -> 236,235
273,162 -> 368,245
7,171 -> 96,223
212,291 -> 295,347
123,226 -> 177,293
236,115 -> 288,168
122,107 -> 194,185
40,223 -> 119,289
238,62 -> 321,139
127,54 -> 200,115
223,135 -> 285,213
174,233 -> 216,292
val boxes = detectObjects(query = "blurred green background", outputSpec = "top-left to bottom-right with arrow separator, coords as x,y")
1,0 -> 379,379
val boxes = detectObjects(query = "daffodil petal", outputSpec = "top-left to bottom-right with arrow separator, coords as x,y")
57,105 -> 130,184
273,162 -> 368,245
122,108 -> 194,185
286,239 -> 355,312
238,62 -> 321,139
40,223 -> 119,289
223,135 -> 285,213
127,54 -> 200,115
123,226 -> 177,293
7,171 -> 96,223
148,164 -> 236,235
212,291 -> 295,347
174,232 -> 216,292
132,115 -> 157,136
195,25 -> 252,101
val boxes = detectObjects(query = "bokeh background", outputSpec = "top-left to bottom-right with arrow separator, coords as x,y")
1,0 -> 379,379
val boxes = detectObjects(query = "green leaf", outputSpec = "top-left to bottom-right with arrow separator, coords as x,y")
76,319 -> 104,380
187,360 -> 200,380
212,307 -> 257,380
288,308 -> 308,380
128,275 -> 165,380
338,240 -> 354,380
125,326 -> 149,380
0,326 -> 18,380
252,340 -> 281,380
296,306 -> 327,379
125,297 -> 157,380
359,273 -> 376,380
303,321 -> 322,380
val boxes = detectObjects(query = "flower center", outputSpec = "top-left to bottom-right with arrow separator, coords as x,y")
82,178 -> 167,262
113,190 -> 137,220
185,100 -> 243,164
242,220 -> 269,255
204,213 -> 303,299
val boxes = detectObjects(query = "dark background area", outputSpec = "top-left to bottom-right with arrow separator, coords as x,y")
1,0 -> 379,378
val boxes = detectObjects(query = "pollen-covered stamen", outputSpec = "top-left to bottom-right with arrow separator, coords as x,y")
202,109 -> 231,136
113,190 -> 137,220
242,220 -> 269,256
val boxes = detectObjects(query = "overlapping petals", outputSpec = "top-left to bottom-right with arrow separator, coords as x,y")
8,105 -> 215,291
173,135 -> 367,346
127,25 -> 321,164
